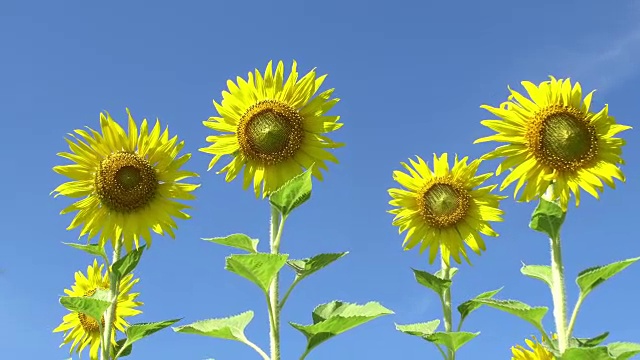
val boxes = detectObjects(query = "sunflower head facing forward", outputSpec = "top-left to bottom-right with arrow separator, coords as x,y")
52,109 -> 199,252
200,60 -> 344,198
53,259 -> 142,360
388,153 -> 505,265
475,76 -> 631,210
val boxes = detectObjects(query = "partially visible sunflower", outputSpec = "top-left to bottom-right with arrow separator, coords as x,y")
511,336 -> 555,360
475,76 -> 631,210
52,109 -> 199,252
53,259 -> 142,360
388,153 -> 505,265
200,60 -> 343,198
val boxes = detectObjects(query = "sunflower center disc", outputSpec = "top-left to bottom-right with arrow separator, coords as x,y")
95,151 -> 158,213
420,183 -> 470,228
238,100 -> 304,165
530,105 -> 598,172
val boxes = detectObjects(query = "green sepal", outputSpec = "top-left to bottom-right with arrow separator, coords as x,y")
457,287 -> 503,323
62,242 -> 108,263
288,252 -> 348,282
412,268 -> 451,296
269,165 -> 313,217
173,311 -> 258,345
529,198 -> 566,239
202,234 -> 259,253
116,319 -> 181,357
521,264 -> 552,288
576,257 -> 640,298
225,253 -> 288,295
112,245 -> 145,280
472,298 -> 548,333
59,288 -> 112,325
290,301 -> 393,357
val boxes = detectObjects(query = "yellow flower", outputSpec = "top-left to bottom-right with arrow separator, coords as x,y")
388,153 -> 505,265
53,109 -> 199,252
511,336 -> 555,360
53,259 -> 142,360
200,60 -> 343,197
475,76 -> 631,210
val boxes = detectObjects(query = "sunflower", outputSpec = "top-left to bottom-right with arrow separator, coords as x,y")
200,60 -> 343,197
474,76 -> 631,210
388,153 -> 505,265
511,336 -> 555,360
52,109 -> 199,252
53,259 -> 142,360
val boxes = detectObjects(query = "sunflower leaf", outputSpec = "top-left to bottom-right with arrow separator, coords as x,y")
457,287 -> 503,323
558,346 -> 613,360
269,165 -> 314,217
290,301 -> 393,357
521,264 -> 552,288
576,257 -> 640,298
412,268 -> 451,296
606,342 -> 640,360
424,331 -> 480,352
173,311 -> 256,344
120,319 -> 181,353
112,245 -> 145,280
573,332 -> 610,348
225,253 -> 289,295
112,338 -> 132,358
435,267 -> 459,280
395,320 -> 440,338
529,198 -> 566,239
59,288 -> 112,325
62,242 -> 108,262
472,298 -> 548,333
202,234 -> 259,253
287,252 -> 348,281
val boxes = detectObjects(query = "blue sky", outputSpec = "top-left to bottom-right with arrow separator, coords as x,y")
1,0 -> 639,359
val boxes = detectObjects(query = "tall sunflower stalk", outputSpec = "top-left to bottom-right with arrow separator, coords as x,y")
473,77 -> 640,358
173,60 -> 392,360
52,110 -> 198,359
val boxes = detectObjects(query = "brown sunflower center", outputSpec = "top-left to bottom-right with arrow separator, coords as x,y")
527,104 -> 598,172
418,182 -> 471,228
237,100 -> 304,165
95,151 -> 158,213
77,288 -> 115,333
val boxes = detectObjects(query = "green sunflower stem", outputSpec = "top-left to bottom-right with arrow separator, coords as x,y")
268,205 -> 285,360
440,255 -> 455,360
101,238 -> 123,360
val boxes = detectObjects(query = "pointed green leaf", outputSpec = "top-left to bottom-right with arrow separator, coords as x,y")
559,346 -> 613,360
269,165 -> 313,217
473,298 -> 548,332
112,245 -> 145,280
112,338 -> 132,358
457,288 -> 503,322
121,319 -> 181,350
202,234 -> 259,253
521,264 -> 552,288
425,331 -> 480,352
290,301 -> 393,355
576,257 -> 640,297
573,332 -> 610,348
287,252 -> 348,281
59,288 -> 112,324
173,311 -> 255,343
395,320 -> 440,338
62,242 -> 107,261
607,342 -> 640,360
412,268 -> 451,295
225,253 -> 288,294
529,198 -> 566,239
435,267 -> 459,280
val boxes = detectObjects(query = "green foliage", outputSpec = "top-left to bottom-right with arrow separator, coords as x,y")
287,252 -> 348,282
435,267 -> 459,280
173,311 -> 255,343
425,331 -> 480,352
521,264 -> 552,288
269,165 -> 314,217
457,288 -> 502,323
412,268 -> 451,296
62,242 -> 107,262
225,253 -> 288,294
576,257 -> 640,298
472,298 -> 548,334
115,319 -> 181,358
59,288 -> 112,326
112,245 -> 145,280
529,198 -> 566,239
395,320 -> 440,338
202,234 -> 259,253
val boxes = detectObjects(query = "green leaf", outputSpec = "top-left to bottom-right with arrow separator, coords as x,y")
269,165 -> 313,217
287,252 -> 348,282
607,342 -> 640,360
120,319 -> 181,351
225,253 -> 289,294
412,268 -> 451,296
529,198 -> 566,239
395,320 -> 440,338
62,242 -> 107,261
559,346 -> 613,360
290,301 -> 393,356
434,267 -> 459,280
112,245 -> 145,280
576,257 -> 640,298
202,234 -> 259,253
173,311 -> 255,343
573,332 -> 610,348
425,331 -> 480,352
59,288 -> 112,324
472,298 -> 548,332
521,264 -> 552,288
112,338 -> 132,358
457,288 -> 503,323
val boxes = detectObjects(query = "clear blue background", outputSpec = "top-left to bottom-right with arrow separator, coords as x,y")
1,0 -> 639,359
